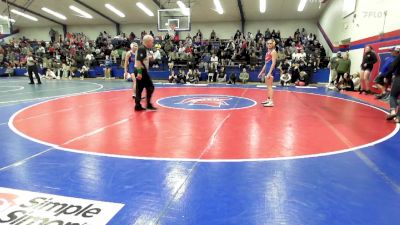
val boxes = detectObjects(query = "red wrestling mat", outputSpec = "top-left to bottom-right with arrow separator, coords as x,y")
343,91 -> 390,110
10,87 -> 396,161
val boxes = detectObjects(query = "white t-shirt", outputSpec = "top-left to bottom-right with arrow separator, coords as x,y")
27,56 -> 35,66
85,54 -> 94,61
211,56 -> 218,63
153,50 -> 161,60
178,47 -> 186,54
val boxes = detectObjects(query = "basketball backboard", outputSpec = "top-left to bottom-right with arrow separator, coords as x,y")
158,8 -> 191,31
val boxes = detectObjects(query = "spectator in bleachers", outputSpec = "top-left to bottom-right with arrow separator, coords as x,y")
195,29 -> 203,41
280,58 -> 291,74
85,52 -> 94,68
250,52 -> 258,70
234,30 -> 241,40
178,43 -> 186,56
168,59 -> 174,72
169,51 -> 178,62
120,47 -> 128,68
111,48 -> 119,64
283,46 -> 292,59
271,30 -> 277,40
285,36 -> 293,47
187,53 -> 196,70
164,40 -> 174,53
277,49 -> 286,62
211,53 -> 219,69
210,30 -> 217,41
152,47 -> 162,69
231,49 -> 240,61
255,30 -> 262,43
265,28 -> 271,40
2,27 -> 328,85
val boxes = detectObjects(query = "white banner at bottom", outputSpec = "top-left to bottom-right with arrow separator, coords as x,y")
0,187 -> 124,225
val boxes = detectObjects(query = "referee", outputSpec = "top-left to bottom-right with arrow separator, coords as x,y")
134,35 -> 156,111
27,52 -> 41,85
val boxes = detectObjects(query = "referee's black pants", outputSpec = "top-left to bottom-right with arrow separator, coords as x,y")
135,69 -> 154,107
28,65 -> 41,84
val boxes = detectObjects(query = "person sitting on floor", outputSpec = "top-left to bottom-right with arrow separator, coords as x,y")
187,69 -> 199,84
217,67 -> 227,83
336,73 -> 355,91
168,70 -> 177,83
239,68 -> 249,84
176,69 -> 186,84
352,72 -> 361,91
193,68 -> 201,82
280,72 -> 291,86
208,65 -> 216,82
227,73 -> 237,84
295,71 -> 309,86
80,65 -> 89,80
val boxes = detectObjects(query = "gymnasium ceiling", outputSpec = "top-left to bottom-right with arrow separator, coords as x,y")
0,0 -> 327,27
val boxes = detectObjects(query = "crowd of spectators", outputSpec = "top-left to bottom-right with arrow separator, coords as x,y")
0,27 -> 328,85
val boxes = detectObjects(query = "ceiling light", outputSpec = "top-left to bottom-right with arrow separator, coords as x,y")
69,5 -> 93,19
41,7 -> 67,20
105,4 -> 125,17
0,15 -> 15,23
260,0 -> 266,13
297,0 -> 307,12
136,2 -> 154,17
177,1 -> 190,16
10,9 -> 38,21
213,0 -> 223,14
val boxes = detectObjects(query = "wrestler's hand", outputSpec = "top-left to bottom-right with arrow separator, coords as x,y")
137,74 -> 142,80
